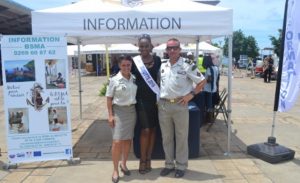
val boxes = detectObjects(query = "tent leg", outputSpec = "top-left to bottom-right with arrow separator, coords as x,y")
105,44 -> 110,79
195,36 -> 200,63
77,39 -> 83,120
225,35 -> 233,156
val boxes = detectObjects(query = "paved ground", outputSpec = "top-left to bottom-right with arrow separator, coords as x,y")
0,71 -> 300,183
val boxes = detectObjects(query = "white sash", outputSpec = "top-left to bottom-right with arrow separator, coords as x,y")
133,55 -> 160,101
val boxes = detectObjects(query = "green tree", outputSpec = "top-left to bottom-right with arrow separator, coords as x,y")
223,29 -> 259,60
245,36 -> 259,58
269,29 -> 282,57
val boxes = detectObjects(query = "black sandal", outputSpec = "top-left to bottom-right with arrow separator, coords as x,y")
146,159 -> 152,172
139,161 -> 147,174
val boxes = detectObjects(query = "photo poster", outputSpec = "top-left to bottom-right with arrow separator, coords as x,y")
0,35 -> 73,163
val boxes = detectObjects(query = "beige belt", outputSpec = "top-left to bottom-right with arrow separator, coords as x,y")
160,98 -> 182,103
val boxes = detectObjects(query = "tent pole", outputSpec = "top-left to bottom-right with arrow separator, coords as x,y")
195,36 -> 200,63
225,35 -> 233,156
77,39 -> 83,120
105,44 -> 110,79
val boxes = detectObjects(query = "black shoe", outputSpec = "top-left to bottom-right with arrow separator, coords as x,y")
112,176 -> 119,183
174,169 -> 185,178
120,164 -> 131,176
160,168 -> 175,176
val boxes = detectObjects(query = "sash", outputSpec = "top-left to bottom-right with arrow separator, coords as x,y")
133,55 -> 160,101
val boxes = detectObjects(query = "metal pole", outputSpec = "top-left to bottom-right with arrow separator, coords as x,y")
77,39 -> 83,120
271,111 -> 277,137
225,35 -> 233,156
195,36 -> 200,63
105,44 -> 110,79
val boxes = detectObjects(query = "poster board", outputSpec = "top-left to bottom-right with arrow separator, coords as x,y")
1,35 -> 72,163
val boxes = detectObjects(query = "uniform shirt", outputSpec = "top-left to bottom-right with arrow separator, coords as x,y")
160,57 -> 205,99
106,72 -> 137,106
204,65 -> 219,93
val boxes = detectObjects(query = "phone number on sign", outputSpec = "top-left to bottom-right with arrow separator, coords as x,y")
14,50 -> 29,55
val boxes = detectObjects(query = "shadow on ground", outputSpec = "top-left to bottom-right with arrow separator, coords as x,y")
73,118 -> 253,161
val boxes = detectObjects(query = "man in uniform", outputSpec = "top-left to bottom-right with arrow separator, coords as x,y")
158,38 -> 206,178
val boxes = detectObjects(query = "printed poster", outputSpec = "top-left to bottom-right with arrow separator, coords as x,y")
1,35 -> 72,163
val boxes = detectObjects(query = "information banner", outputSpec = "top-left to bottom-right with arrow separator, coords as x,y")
278,0 -> 300,112
1,35 -> 72,163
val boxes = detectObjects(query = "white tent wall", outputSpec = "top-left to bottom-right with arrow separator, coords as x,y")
31,0 -> 233,154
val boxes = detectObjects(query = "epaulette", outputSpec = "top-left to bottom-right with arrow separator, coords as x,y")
110,73 -> 117,78
161,59 -> 168,63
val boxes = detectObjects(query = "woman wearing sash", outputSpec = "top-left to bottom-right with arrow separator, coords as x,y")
132,34 -> 161,174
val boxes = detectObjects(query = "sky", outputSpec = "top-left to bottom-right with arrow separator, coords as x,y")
13,0 -> 286,49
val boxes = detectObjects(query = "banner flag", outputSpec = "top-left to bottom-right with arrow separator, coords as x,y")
277,0 -> 300,112
1,35 -> 73,163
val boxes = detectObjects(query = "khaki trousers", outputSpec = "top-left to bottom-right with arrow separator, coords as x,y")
158,100 -> 189,170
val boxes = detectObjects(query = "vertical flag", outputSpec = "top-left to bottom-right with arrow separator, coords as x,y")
275,0 -> 300,112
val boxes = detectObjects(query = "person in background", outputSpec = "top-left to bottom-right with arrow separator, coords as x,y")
132,34 -> 161,174
158,38 -> 206,178
197,54 -> 206,75
203,55 -> 219,124
267,56 -> 274,83
263,56 -> 271,83
106,55 -> 137,183
187,51 -> 194,63
248,57 -> 255,79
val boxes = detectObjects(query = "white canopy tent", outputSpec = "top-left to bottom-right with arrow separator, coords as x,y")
67,44 -> 138,55
153,41 -> 221,54
32,0 -> 234,153
197,41 -> 221,53
32,0 -> 232,44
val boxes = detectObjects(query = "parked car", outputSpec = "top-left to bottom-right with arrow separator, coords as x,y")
238,55 -> 248,68
254,58 -> 264,77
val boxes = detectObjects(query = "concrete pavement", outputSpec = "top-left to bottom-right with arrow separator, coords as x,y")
0,72 -> 299,183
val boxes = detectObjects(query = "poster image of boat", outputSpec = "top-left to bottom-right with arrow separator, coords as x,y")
8,108 -> 29,134
4,60 -> 35,82
26,83 -> 49,111
45,59 -> 66,89
48,106 -> 68,132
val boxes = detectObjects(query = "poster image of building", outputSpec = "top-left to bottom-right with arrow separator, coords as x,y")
4,60 -> 35,82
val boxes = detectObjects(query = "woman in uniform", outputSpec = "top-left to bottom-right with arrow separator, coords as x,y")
106,55 -> 137,183
132,34 -> 161,174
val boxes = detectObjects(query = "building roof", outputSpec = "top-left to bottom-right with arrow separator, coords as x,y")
0,0 -> 32,35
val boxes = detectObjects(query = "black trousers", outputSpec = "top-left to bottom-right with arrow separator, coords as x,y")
264,67 -> 272,82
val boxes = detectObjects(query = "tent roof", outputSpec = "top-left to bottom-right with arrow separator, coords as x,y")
153,41 -> 220,53
32,0 -> 232,45
0,0 -> 32,35
67,43 -> 138,55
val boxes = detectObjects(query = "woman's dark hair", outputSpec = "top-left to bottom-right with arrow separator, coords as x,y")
118,55 -> 133,64
138,34 -> 151,43
203,55 -> 214,69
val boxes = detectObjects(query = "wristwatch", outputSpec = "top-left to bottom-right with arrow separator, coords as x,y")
190,90 -> 196,97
